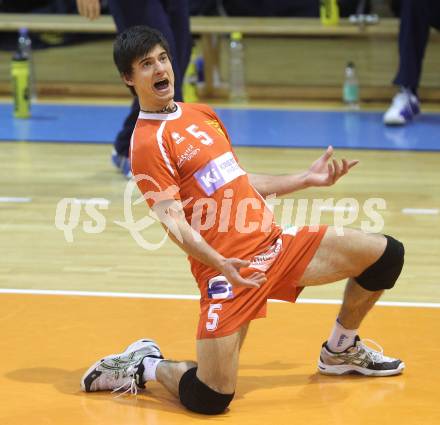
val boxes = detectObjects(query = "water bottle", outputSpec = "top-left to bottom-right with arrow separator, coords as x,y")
229,32 -> 247,103
11,34 -> 31,118
343,62 -> 360,110
320,0 -> 340,26
17,28 -> 36,101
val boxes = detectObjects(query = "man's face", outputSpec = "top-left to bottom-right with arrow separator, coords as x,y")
124,44 -> 175,110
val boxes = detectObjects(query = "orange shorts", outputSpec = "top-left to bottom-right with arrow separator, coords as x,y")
196,225 -> 328,339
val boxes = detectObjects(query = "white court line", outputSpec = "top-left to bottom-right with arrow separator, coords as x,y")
73,198 -> 110,206
320,206 -> 356,212
401,208 -> 439,215
1,288 -> 439,308
0,197 -> 32,203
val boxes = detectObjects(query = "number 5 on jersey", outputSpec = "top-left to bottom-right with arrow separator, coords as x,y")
206,304 -> 222,331
186,124 -> 214,146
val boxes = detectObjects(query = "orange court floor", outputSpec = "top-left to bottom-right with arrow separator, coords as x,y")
1,293 -> 439,425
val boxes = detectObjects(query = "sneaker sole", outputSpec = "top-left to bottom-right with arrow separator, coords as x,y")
318,360 -> 405,377
80,339 -> 161,392
384,120 -> 407,126
384,110 -> 420,126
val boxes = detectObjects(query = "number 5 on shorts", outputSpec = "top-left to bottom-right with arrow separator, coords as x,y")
206,304 -> 222,331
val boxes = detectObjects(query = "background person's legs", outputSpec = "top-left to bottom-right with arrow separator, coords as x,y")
393,0 -> 431,94
108,0 -> 191,158
384,0 -> 440,125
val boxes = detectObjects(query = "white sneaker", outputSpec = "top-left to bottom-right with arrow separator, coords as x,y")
80,339 -> 163,393
318,336 -> 405,377
383,89 -> 420,126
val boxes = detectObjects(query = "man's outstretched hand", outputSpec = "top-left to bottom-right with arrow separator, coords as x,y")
218,258 -> 267,289
305,146 -> 359,187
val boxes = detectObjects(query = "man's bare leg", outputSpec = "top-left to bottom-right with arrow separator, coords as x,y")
299,226 -> 405,375
156,323 -> 249,398
338,278 -> 384,330
300,227 -> 388,326
155,360 -> 197,398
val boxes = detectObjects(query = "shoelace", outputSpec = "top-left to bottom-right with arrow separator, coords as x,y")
358,338 -> 385,364
112,377 -> 139,398
99,362 -> 140,398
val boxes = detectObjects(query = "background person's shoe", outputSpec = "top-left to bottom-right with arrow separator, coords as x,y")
318,336 -> 405,376
81,339 -> 163,393
383,89 -> 420,126
111,149 -> 132,179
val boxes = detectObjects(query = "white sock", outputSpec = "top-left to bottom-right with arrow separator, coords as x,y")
326,319 -> 358,353
142,357 -> 163,382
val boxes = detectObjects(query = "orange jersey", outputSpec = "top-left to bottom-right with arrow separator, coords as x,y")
130,102 -> 281,287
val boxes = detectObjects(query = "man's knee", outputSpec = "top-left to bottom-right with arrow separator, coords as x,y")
355,235 -> 405,291
178,367 -> 234,415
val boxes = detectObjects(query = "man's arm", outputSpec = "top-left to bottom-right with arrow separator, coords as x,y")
248,146 -> 359,197
153,199 -> 267,289
248,172 -> 309,198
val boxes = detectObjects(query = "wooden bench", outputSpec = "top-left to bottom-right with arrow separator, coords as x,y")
1,13 -> 439,100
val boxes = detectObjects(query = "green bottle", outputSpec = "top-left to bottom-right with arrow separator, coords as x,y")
11,52 -> 31,118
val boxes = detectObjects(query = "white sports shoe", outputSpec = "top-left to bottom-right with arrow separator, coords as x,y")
318,336 -> 405,377
80,339 -> 163,393
383,89 -> 420,126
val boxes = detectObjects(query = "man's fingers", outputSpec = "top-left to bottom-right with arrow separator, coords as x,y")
327,162 -> 334,184
234,259 -> 250,268
347,159 -> 359,170
324,145 -> 334,158
248,271 -> 266,279
248,271 -> 267,284
341,158 -> 349,175
318,146 -> 333,162
231,270 -> 267,288
235,276 -> 261,288
332,158 -> 341,179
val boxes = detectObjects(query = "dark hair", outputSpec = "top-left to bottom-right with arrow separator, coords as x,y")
113,25 -> 171,95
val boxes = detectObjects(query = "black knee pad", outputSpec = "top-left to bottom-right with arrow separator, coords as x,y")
355,235 -> 405,291
178,367 -> 234,415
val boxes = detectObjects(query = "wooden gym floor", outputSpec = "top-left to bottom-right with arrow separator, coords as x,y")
1,133 -> 440,424
1,295 -> 440,425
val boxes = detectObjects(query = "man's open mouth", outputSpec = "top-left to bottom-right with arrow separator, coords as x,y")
154,79 -> 170,91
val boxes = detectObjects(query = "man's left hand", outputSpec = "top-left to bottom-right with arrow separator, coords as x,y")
305,146 -> 359,187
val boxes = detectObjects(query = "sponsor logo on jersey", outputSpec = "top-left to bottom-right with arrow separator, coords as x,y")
248,238 -> 282,272
194,152 -> 245,195
207,276 -> 234,299
205,119 -> 225,137
177,144 -> 200,168
172,131 -> 186,144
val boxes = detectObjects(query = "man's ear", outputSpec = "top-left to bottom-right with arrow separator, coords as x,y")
122,72 -> 134,87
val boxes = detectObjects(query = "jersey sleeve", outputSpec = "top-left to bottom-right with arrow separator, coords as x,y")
131,128 -> 181,209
